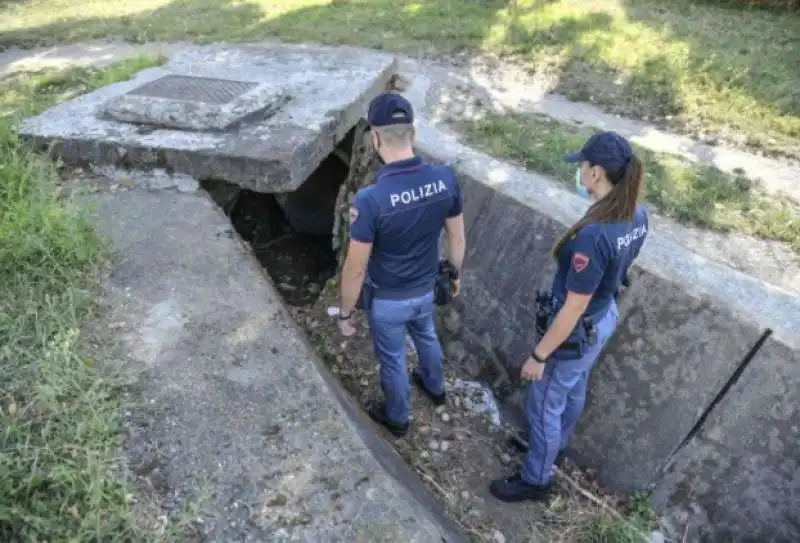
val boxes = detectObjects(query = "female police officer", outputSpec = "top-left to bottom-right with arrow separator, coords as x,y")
490,130 -> 649,502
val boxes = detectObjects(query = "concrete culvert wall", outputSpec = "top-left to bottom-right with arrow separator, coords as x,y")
411,130 -> 800,542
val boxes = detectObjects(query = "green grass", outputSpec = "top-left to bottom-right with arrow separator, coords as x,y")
0,56 -> 187,542
581,492 -> 659,543
460,113 -> 800,251
0,0 -> 797,159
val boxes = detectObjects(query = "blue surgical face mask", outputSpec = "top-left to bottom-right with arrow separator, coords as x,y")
575,168 -> 590,200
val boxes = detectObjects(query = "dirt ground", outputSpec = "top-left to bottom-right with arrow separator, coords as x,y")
288,282 -> 654,543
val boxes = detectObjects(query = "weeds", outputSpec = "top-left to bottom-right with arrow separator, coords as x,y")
0,57 -> 176,542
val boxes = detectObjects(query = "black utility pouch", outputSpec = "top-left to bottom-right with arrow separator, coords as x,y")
355,280 -> 375,311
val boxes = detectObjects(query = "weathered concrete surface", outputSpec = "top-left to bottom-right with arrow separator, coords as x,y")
80,181 -> 465,542
651,336 -> 800,542
20,43 -> 397,193
569,267 -> 763,492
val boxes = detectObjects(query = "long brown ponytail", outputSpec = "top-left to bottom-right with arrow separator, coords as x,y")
551,155 -> 644,257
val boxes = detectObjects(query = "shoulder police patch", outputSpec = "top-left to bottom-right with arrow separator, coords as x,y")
349,206 -> 359,224
572,252 -> 590,273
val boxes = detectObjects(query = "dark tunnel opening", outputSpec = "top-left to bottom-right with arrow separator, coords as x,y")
200,140 -> 351,307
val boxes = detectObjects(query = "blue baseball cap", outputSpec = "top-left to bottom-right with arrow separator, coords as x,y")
367,92 -> 414,127
564,131 -> 634,178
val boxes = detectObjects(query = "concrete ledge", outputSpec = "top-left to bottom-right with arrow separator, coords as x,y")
650,336 -> 800,543
81,186 -> 465,542
20,43 -> 397,193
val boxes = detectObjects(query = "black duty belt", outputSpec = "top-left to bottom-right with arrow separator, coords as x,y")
534,289 -> 606,359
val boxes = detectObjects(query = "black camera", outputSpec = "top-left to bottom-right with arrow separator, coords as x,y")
434,260 -> 459,306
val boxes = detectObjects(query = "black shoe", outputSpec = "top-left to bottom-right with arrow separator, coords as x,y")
411,369 -> 446,406
367,402 -> 409,438
489,472 -> 553,503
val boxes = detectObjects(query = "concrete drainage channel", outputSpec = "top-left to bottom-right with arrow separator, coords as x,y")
18,42 -> 800,542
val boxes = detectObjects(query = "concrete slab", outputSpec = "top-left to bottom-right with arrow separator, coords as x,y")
79,182 -> 464,542
651,336 -> 800,542
20,43 -> 398,193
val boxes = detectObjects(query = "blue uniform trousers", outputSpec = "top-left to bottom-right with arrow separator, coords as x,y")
521,300 -> 619,485
367,290 -> 446,423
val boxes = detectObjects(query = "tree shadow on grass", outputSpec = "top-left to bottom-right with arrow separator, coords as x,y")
619,0 -> 800,148
0,0 -> 516,53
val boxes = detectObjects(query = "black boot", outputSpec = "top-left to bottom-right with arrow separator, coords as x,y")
411,369 -> 446,406
508,434 -> 567,468
489,472 -> 553,503
367,402 -> 409,438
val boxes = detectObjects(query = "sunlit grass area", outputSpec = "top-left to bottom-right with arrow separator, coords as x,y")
1,0 -> 798,158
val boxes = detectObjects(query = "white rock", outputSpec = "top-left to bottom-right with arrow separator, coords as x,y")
492,530 -> 506,543
651,531 -> 665,543
441,412 -> 451,423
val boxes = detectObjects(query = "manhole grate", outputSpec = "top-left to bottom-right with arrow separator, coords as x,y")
127,75 -> 258,105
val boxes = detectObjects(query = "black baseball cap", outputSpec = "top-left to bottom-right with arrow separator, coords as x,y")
564,130 -> 634,178
367,92 -> 414,127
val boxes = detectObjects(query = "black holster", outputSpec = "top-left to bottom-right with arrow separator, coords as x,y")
534,289 -> 598,359
355,279 -> 375,311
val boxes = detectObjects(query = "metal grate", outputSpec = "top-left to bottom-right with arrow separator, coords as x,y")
127,75 -> 257,105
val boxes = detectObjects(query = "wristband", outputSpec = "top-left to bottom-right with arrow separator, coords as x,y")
531,350 -> 547,364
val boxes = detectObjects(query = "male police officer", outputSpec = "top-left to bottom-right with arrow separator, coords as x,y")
337,91 -> 466,438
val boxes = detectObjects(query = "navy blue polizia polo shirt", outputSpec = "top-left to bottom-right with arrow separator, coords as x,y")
349,156 -> 462,292
551,205 -> 649,317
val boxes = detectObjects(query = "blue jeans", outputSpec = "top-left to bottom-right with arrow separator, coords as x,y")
522,301 -> 619,485
368,291 -> 445,423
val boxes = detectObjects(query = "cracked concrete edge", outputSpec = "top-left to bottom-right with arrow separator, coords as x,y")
406,73 -> 800,351
2,39 -> 797,200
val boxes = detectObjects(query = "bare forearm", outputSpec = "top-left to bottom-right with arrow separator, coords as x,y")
340,265 -> 365,315
534,307 -> 581,360
447,234 -> 465,270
